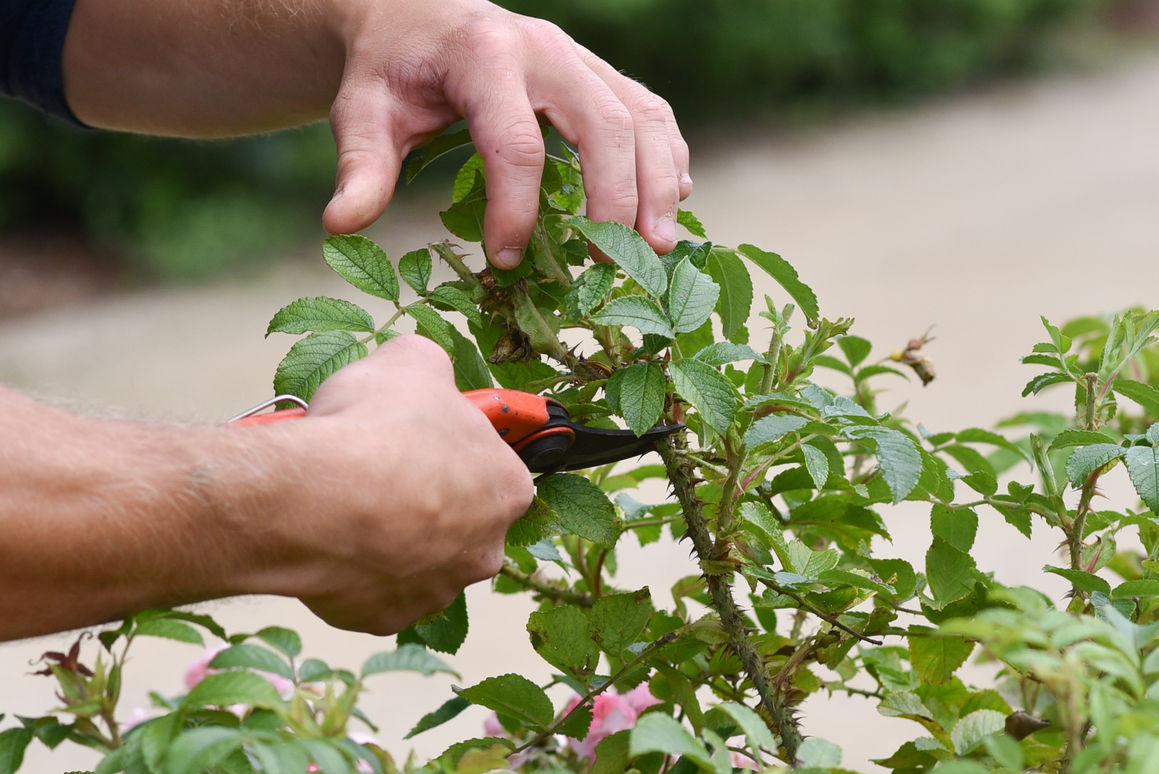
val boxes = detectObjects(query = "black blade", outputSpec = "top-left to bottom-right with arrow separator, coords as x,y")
558,422 -> 684,471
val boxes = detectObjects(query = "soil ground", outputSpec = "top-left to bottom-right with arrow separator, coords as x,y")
2,50 -> 1158,771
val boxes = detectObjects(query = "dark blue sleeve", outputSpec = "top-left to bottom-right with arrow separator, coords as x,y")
1,0 -> 84,124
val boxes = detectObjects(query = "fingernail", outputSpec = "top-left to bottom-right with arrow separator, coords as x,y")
328,188 -> 344,206
495,246 -> 523,269
656,214 -> 677,244
681,173 -> 693,186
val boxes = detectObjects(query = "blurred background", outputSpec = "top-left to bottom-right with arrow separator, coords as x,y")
2,0 -> 1158,770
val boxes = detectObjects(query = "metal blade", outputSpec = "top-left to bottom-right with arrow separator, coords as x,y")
558,422 -> 684,471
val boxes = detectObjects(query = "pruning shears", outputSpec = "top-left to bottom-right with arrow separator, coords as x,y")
229,388 -> 683,473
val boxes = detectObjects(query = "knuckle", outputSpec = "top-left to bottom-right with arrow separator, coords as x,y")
491,124 -> 545,170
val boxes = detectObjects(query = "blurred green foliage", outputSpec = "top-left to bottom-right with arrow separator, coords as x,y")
0,0 -> 1105,282
498,0 -> 1104,119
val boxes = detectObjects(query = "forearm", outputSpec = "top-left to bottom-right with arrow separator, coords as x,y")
61,0 -> 346,135
0,389 -> 280,640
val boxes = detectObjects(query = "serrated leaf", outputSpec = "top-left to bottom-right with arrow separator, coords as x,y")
181,671 -> 285,711
1044,566 -> 1111,595
399,592 -> 469,654
837,335 -> 873,367
592,296 -> 673,338
670,359 -> 739,435
802,443 -> 830,488
951,709 -> 1006,755
743,414 -> 808,448
736,244 -> 818,323
571,218 -> 666,297
665,258 -> 719,334
249,739 -> 312,774
133,618 -> 204,646
267,297 -> 375,336
955,427 -> 1033,464
1048,429 -> 1117,451
163,727 -> 244,774
1065,443 -> 1127,487
428,284 -> 482,326
930,505 -> 978,553
628,713 -> 714,768
274,331 -> 367,401
676,209 -> 707,239
405,128 -> 474,183
711,702 -> 779,753
398,247 -> 434,294
569,263 -> 617,317
210,643 -> 293,680
693,341 -> 766,366
1112,378 -> 1159,418
404,303 -> 456,354
323,235 -> 399,301
1022,372 -> 1071,397
796,737 -> 842,768
588,590 -> 653,657
536,473 -> 619,547
908,628 -> 974,685
848,426 -> 923,502
405,696 -> 471,739
527,605 -> 599,677
302,739 -> 356,774
253,627 -> 302,659
362,643 -> 458,678
705,247 -> 753,344
926,538 -> 981,603
607,362 -> 666,437
456,674 -> 554,730
448,327 -> 493,391
1125,444 -> 1159,513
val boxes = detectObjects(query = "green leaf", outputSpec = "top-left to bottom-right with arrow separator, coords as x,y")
1113,378 -> 1159,418
802,443 -> 830,488
448,327 -> 493,391
677,209 -> 707,239
399,591 -> 469,655
405,696 -> 471,739
592,296 -> 673,338
133,617 -> 205,645
693,341 -> 766,367
1048,429 -> 1118,452
405,127 -> 474,183
181,670 -> 286,711
569,263 -> 617,317
848,426 -> 923,503
536,473 -> 620,547
427,284 -> 483,327
796,737 -> 842,768
163,727 -> 243,774
670,359 -> 739,435
837,336 -> 873,367
323,234 -> 399,302
210,643 -> 294,680
362,643 -> 458,678
704,247 -> 753,344
1065,443 -> 1127,487
710,702 -> 779,754
1045,566 -> 1111,595
926,538 -> 981,603
302,739 -> 356,774
743,414 -> 808,448
908,628 -> 974,685
736,244 -> 818,323
404,303 -> 456,354
274,330 -> 367,401
930,505 -> 978,553
266,297 -> 375,337
588,589 -> 654,657
607,362 -> 667,437
0,728 -> 33,774
249,739 -> 312,774
254,627 -> 302,659
1125,445 -> 1159,513
665,258 -> 719,334
527,605 -> 600,677
628,713 -> 714,768
456,674 -> 554,731
950,709 -> 1006,755
955,427 -> 1033,464
398,247 -> 433,294
571,217 -> 666,297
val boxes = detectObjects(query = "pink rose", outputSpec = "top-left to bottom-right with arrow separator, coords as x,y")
567,692 -> 639,760
622,683 -> 662,714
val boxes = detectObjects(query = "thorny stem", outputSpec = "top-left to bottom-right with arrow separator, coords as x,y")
759,324 -> 784,395
498,564 -> 594,608
657,436 -> 803,763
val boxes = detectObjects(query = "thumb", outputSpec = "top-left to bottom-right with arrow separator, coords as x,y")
323,80 -> 404,235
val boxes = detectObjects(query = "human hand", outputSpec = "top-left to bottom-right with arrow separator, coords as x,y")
322,0 -> 692,268
259,335 -> 534,635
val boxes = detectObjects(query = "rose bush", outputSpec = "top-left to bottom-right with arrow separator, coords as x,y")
3,135 -> 1159,774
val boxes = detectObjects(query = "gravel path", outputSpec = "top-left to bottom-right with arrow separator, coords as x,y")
2,51 -> 1157,771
